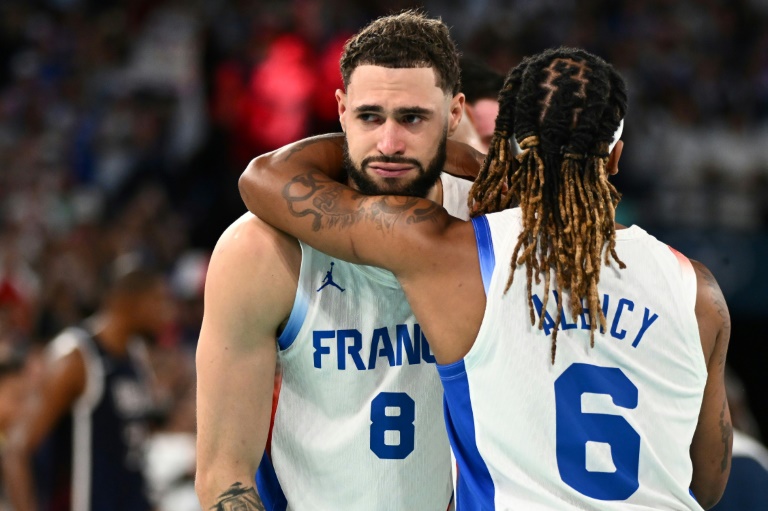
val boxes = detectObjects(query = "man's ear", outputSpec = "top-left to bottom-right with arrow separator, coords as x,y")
447,93 -> 466,137
336,89 -> 347,133
607,140 -> 624,176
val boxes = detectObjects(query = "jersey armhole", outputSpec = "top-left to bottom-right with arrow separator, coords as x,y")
471,216 -> 495,295
667,246 -> 697,312
276,242 -> 309,351
667,246 -> 707,375
71,328 -> 105,412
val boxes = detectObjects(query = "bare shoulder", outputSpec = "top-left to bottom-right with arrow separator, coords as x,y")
45,341 -> 86,397
205,213 -> 300,329
213,213 -> 300,266
689,259 -> 730,365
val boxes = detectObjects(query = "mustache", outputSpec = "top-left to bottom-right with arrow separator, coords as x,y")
361,155 -> 423,169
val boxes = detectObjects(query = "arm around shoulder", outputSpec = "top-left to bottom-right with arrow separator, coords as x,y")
195,214 -> 299,509
239,133 -> 346,217
688,260 -> 732,509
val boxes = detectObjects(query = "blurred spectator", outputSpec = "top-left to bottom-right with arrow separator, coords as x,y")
1,261 -> 172,511
451,55 -> 504,153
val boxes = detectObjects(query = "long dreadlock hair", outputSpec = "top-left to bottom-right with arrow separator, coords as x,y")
469,47 -> 628,363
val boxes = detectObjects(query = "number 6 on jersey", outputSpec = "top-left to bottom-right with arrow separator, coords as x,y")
555,363 -> 641,501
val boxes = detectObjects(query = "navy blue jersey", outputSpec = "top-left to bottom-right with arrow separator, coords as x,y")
35,326 -> 154,511
710,430 -> 768,511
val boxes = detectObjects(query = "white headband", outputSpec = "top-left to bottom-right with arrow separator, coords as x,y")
608,118 -> 624,153
511,118 -> 624,156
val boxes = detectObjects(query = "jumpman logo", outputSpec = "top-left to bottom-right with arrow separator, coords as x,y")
317,262 -> 345,292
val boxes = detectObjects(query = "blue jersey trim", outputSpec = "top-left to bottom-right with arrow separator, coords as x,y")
471,216 -> 495,295
439,360 -> 495,510
276,284 -> 309,350
436,357 -> 468,380
255,452 -> 288,511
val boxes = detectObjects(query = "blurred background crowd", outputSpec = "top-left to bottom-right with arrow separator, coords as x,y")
0,0 -> 766,509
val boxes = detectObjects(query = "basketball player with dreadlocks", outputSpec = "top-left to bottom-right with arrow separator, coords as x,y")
240,47 -> 732,510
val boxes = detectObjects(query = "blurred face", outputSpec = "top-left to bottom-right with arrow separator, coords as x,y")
337,66 -> 464,198
128,281 -> 175,338
466,98 -> 499,153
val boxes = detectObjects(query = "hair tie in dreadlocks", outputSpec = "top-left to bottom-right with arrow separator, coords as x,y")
518,135 -> 539,149
560,146 -> 587,161
516,135 -> 539,157
562,152 -> 586,161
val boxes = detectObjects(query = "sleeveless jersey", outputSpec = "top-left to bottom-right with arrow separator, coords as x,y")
35,326 -> 154,511
439,208 -> 707,510
256,173 -> 472,511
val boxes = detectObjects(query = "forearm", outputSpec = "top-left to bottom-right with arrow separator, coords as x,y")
689,384 -> 731,508
196,472 -> 266,510
195,371 -> 272,511
239,133 -> 346,216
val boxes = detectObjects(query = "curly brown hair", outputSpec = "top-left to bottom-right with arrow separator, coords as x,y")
470,47 -> 628,363
339,10 -> 461,96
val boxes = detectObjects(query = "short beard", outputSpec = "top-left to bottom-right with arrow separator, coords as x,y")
343,128 -> 447,198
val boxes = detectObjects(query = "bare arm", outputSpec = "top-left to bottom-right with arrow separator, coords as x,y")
238,134 -> 483,224
239,134 -> 347,224
688,260 -> 732,509
237,129 -> 485,273
195,215 -> 299,510
2,348 -> 86,511
240,161 -> 450,276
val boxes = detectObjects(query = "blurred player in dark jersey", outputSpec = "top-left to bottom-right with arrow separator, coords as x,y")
2,261 -> 172,511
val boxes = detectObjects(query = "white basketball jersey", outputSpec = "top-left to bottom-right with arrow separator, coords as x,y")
440,208 -> 708,510
256,174 -> 472,511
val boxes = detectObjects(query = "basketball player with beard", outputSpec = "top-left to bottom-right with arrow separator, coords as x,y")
195,11 -> 482,511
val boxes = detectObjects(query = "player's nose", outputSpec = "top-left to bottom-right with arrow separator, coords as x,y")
376,120 -> 406,155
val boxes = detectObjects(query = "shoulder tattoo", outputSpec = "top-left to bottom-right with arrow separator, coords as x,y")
692,260 -> 731,369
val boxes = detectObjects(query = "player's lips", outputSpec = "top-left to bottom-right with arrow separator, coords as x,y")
368,163 -> 415,177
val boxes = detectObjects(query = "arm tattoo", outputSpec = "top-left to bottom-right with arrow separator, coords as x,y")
280,133 -> 344,163
699,264 -> 731,369
719,398 -> 732,473
210,482 -> 266,511
406,201 -> 444,225
283,170 -> 363,231
282,170 -> 440,233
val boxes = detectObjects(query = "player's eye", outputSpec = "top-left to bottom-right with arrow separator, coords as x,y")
358,113 -> 382,124
401,115 -> 424,125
